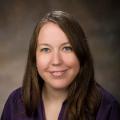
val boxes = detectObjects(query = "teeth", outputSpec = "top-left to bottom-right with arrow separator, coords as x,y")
51,71 -> 64,77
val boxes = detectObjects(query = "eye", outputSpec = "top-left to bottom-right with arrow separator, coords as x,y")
40,48 -> 50,53
62,46 -> 73,52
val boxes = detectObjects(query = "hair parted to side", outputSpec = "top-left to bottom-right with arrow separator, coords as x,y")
22,10 -> 101,119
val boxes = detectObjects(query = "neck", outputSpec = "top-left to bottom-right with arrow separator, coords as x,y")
42,85 -> 68,103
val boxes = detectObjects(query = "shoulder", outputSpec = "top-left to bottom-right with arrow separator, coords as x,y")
2,87 -> 23,109
1,87 -> 25,120
99,86 -> 118,105
96,85 -> 120,120
5,87 -> 23,105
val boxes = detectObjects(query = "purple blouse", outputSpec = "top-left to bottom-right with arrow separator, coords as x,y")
1,86 -> 120,120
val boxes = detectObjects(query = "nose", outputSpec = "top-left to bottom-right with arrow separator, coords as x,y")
51,51 -> 62,66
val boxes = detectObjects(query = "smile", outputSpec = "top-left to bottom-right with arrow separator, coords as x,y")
49,70 -> 68,77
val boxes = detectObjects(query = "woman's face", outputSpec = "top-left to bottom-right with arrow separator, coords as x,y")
36,22 -> 80,91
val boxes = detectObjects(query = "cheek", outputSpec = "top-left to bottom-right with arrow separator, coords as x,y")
36,54 -> 50,72
63,54 -> 80,69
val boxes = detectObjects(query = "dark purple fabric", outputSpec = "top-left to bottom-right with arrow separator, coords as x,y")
96,87 -> 120,120
1,86 -> 120,120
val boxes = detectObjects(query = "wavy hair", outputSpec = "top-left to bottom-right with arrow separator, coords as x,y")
22,10 -> 101,119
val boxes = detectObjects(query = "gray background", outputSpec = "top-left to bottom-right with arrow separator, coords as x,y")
0,0 -> 120,115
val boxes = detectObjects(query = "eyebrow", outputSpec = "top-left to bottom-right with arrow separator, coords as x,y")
38,42 -> 71,47
38,43 -> 51,47
61,42 -> 71,46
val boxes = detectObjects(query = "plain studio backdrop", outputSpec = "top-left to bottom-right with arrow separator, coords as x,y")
0,0 -> 120,116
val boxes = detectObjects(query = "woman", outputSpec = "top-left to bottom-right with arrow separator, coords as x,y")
1,10 -> 120,120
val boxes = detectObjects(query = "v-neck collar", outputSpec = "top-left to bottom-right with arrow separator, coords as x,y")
39,98 -> 66,120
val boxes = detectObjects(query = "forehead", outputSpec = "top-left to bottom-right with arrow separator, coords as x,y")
37,22 -> 70,45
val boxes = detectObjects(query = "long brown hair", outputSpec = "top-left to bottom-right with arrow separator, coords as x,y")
22,10 -> 101,119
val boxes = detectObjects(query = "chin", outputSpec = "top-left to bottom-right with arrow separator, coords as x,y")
50,82 -> 71,90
